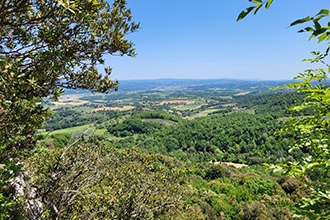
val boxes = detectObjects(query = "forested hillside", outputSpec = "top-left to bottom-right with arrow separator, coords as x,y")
20,83 -> 311,219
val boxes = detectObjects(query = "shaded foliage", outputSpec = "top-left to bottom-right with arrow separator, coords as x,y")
25,142 -> 202,219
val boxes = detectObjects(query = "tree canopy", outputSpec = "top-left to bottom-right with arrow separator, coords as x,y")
0,1 -> 139,217
239,1 -> 330,218
0,0 -> 139,152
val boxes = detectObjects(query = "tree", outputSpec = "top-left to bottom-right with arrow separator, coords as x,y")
238,1 -> 329,219
0,0 -> 139,217
0,0 -> 139,153
278,67 -> 330,219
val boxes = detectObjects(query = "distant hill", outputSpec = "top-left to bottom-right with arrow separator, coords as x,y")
117,78 -> 292,91
63,78 -> 292,95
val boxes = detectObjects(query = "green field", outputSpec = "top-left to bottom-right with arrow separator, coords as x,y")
46,124 -> 93,135
186,108 -> 221,119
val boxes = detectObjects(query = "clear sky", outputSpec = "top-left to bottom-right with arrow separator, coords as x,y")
107,0 -> 329,80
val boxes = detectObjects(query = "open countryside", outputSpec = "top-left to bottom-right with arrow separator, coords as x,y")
1,1 -> 329,219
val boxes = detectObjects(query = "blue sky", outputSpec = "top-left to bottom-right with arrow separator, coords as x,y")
107,0 -> 328,80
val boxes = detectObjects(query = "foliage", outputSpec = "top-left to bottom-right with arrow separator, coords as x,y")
0,0 -> 139,218
188,163 -> 294,220
133,111 -> 293,163
108,117 -> 163,137
237,0 -> 274,21
25,141 -> 201,219
239,1 -> 330,219
235,92 -> 304,116
0,144 -> 24,220
0,0 -> 139,154
22,128 -> 301,220
277,71 -> 330,219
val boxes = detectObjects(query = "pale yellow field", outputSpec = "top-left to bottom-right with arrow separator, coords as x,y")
93,105 -> 135,112
158,99 -> 195,105
234,91 -> 250,96
50,94 -> 90,106
212,161 -> 249,168
221,103 -> 237,107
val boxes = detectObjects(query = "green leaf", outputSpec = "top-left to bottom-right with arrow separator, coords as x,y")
290,16 -> 312,26
237,7 -> 255,21
313,19 -> 321,29
318,32 -> 328,43
304,27 -> 314,32
316,9 -> 329,16
265,0 -> 273,9
254,4 -> 263,15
